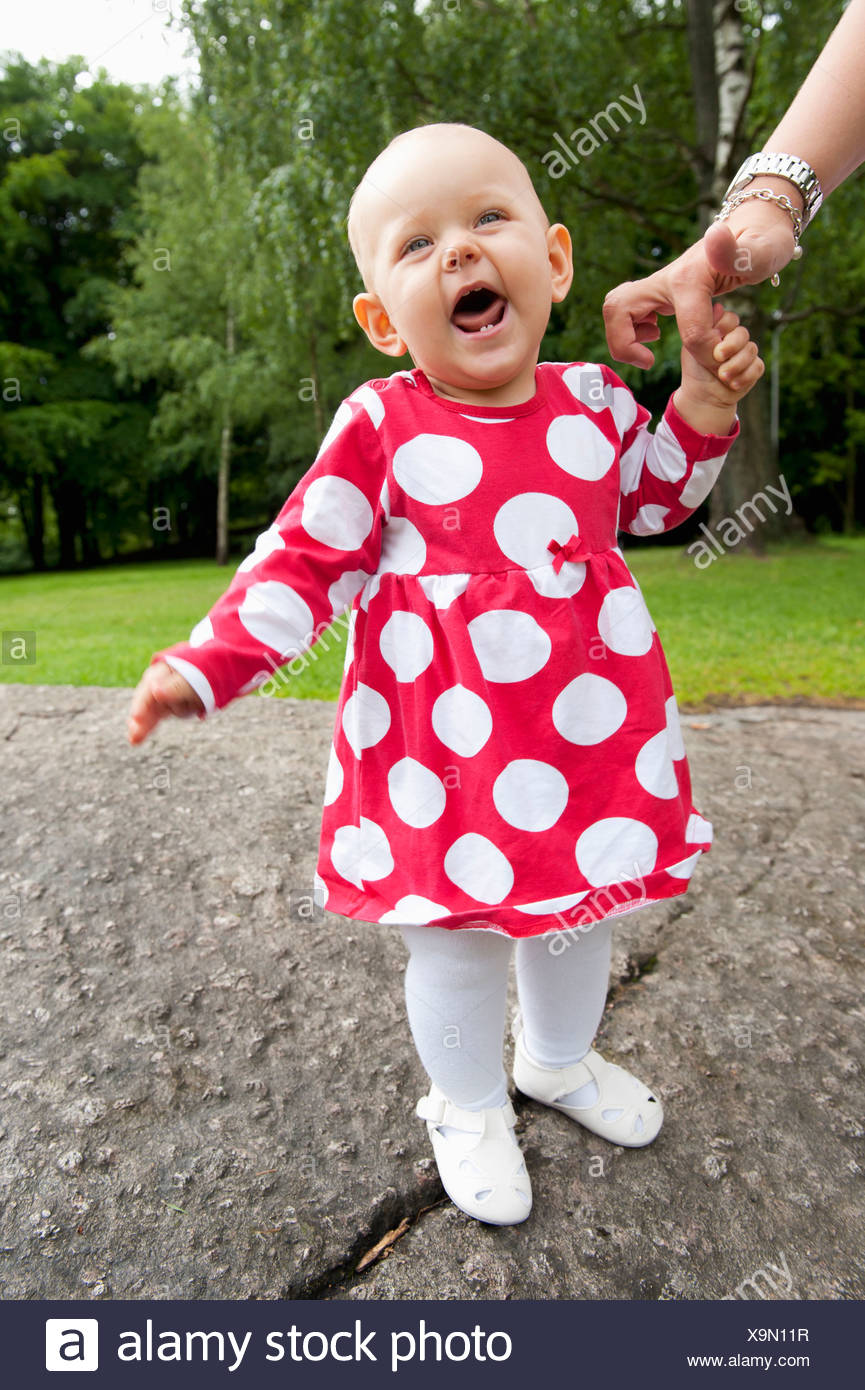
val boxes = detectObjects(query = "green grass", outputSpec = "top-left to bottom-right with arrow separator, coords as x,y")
1,536 -> 863,707
629,534 -> 865,706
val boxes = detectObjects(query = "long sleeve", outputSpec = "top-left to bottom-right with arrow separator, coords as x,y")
152,394 -> 388,715
602,366 -> 740,538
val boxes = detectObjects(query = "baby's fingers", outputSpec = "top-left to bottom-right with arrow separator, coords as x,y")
713,323 -> 751,363
127,663 -> 202,745
718,339 -> 764,391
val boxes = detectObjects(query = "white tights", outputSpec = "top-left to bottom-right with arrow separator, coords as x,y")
401,920 -> 613,1111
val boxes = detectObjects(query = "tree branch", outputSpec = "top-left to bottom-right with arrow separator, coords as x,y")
777,303 -> 865,325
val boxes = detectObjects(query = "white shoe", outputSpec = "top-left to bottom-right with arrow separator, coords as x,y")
415,1084 -> 532,1225
512,1027 -> 663,1147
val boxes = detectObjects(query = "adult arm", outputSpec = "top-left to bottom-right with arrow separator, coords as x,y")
603,0 -> 865,369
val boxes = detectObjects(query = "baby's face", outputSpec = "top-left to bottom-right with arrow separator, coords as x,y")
351,126 -> 572,406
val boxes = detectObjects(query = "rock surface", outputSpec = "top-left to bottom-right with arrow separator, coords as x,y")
0,686 -> 862,1301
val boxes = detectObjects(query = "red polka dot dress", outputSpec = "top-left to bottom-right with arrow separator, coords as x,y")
154,363 -> 738,939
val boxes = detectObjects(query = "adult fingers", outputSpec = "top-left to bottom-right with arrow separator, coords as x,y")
602,274 -> 672,367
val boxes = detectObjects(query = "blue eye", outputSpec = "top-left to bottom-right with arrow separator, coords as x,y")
403,235 -> 430,255
477,210 -> 505,225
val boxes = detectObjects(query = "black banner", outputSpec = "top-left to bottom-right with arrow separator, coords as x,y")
4,1297 -> 858,1387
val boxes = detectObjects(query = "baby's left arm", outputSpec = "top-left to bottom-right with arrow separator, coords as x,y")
673,304 -> 765,437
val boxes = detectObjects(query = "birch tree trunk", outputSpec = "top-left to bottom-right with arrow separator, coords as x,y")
686,0 -> 793,550
216,307 -> 234,567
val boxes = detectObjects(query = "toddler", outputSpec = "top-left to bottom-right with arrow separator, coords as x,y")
128,123 -> 764,1226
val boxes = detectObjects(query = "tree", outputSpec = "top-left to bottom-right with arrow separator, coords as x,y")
99,98 -> 268,564
0,56 -> 151,568
683,0 -> 862,547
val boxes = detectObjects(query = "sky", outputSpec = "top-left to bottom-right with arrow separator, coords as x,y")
2,0 -> 199,88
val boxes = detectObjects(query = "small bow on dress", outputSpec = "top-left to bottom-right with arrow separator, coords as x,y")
547,534 -> 593,573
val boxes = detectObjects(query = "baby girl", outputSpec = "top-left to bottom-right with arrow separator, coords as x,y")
128,122 -> 764,1226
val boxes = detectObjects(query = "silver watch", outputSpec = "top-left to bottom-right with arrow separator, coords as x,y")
723,153 -> 823,230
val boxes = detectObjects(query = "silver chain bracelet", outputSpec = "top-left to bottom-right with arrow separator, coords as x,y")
714,188 -> 805,286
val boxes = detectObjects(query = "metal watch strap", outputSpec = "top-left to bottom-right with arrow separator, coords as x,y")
723,153 -> 823,229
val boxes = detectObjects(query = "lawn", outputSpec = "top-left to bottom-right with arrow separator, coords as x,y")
1,535 -> 862,708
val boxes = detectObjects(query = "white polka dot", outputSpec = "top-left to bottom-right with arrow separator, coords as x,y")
313,871 -> 328,908
635,729 -> 679,799
350,384 -> 385,428
379,896 -> 449,925
610,386 -> 639,437
342,683 -> 391,758
598,586 -> 654,656
630,572 -> 656,633
546,414 -> 615,481
619,435 -> 648,495
679,452 -> 728,508
302,475 -> 373,551
666,695 -> 685,760
493,759 -> 569,831
388,757 -> 446,828
392,433 -> 483,504
379,476 -> 391,520
444,833 -> 514,904
576,817 -> 658,887
686,813 -> 713,843
323,745 -> 344,806
331,817 -> 393,890
666,851 -> 701,880
431,685 -> 492,757
378,516 -> 426,575
342,608 -> 357,673
514,892 -> 589,916
379,611 -> 434,682
628,503 -> 670,536
237,522 -> 285,573
562,363 -> 609,411
468,610 -> 551,682
328,568 -> 369,616
646,420 -> 687,483
493,492 -> 579,569
189,616 -> 213,647
527,564 -> 588,599
315,402 -> 352,459
418,573 -> 470,608
552,673 -> 627,745
238,581 -> 314,657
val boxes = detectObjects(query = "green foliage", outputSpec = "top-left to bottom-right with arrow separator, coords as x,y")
2,1 -> 863,575
0,55 -> 150,567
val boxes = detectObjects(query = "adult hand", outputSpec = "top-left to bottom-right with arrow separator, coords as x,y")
603,200 -> 797,371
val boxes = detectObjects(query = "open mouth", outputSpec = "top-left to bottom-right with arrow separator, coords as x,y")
451,286 -> 508,334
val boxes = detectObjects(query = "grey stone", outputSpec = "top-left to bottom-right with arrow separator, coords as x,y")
0,686 -> 863,1301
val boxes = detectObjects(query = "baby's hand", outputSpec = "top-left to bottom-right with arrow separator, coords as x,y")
681,305 -> 764,406
127,661 -> 203,746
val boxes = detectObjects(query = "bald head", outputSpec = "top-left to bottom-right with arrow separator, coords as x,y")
347,123 -> 549,293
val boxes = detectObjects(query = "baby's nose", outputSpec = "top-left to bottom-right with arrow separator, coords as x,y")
442,244 -> 476,271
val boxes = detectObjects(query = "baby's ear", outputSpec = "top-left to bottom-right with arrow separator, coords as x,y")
547,223 -> 574,303
353,293 -> 407,357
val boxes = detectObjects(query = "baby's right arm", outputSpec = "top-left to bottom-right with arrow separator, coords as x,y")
127,661 -> 204,745
126,386 -> 389,749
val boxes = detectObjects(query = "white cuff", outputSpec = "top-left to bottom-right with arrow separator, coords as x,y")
162,655 -> 216,716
